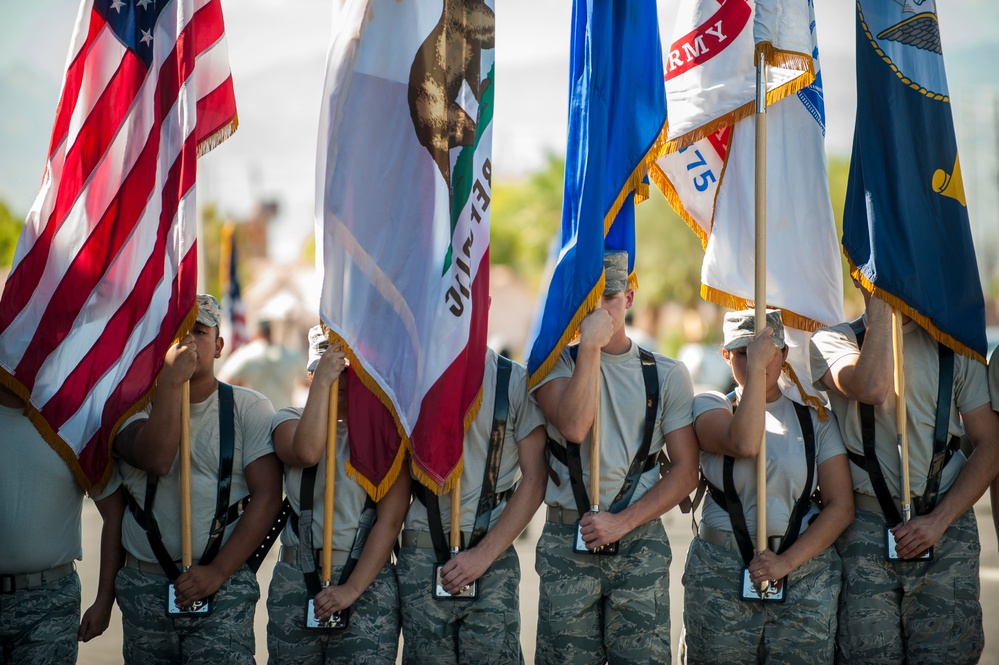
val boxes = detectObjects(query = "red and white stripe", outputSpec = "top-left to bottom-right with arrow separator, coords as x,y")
0,0 -> 236,491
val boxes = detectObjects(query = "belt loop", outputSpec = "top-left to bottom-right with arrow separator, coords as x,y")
1,575 -> 13,594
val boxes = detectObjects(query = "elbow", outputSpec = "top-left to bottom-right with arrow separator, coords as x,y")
296,447 -> 324,469
731,439 -> 762,459
558,423 -> 590,445
858,385 -> 890,406
147,452 -> 177,478
853,373 -> 892,406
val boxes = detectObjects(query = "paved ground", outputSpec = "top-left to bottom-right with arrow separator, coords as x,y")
78,496 -> 999,664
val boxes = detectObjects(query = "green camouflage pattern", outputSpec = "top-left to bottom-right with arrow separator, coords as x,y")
835,507 -> 983,665
266,560 -> 400,664
534,520 -> 671,665
0,571 -> 80,664
679,536 -> 840,664
397,544 -> 523,665
115,564 -> 258,664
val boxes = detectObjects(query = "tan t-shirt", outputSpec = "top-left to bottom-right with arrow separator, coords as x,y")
534,342 -> 694,510
0,405 -> 120,573
405,348 -> 547,532
694,391 -> 846,538
809,318 -> 989,498
273,412 -> 369,553
119,385 -> 275,563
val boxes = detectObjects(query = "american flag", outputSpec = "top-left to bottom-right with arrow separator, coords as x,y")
0,0 -> 237,492
220,222 -> 248,352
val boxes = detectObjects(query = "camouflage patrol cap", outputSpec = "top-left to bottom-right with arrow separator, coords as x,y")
195,294 -> 221,328
722,309 -> 785,351
603,250 -> 630,295
307,324 -> 330,373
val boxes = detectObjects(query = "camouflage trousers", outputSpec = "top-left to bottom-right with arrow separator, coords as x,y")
834,507 -> 982,665
115,563 -> 258,664
679,534 -> 841,664
266,559 -> 400,664
534,519 -> 671,665
0,569 -> 80,664
397,543 -> 523,665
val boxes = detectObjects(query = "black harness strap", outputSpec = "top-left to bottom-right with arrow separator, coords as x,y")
295,459 -> 378,596
414,355 -> 515,563
202,382 -> 237,565
125,382 -> 242,580
547,346 -> 660,518
707,392 -> 816,565
847,319 -> 958,523
469,355 -> 513,548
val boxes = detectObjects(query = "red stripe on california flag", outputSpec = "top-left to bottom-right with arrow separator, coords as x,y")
75,244 -> 198,476
39,138 -> 197,428
409,250 -> 489,486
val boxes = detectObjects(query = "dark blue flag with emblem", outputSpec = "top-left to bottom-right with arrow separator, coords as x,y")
845,0 -> 986,361
525,0 -> 666,387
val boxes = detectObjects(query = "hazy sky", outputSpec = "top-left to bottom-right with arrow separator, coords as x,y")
2,1 -> 997,263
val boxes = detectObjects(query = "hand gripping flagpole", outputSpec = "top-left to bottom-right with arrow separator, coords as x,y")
893,311 -> 912,525
753,50 -> 770,592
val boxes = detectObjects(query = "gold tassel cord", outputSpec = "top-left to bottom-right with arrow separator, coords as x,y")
782,362 -> 828,422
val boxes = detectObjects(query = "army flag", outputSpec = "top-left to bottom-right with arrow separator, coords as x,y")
844,0 -> 985,361
0,0 -> 236,492
525,0 -> 667,388
316,0 -> 493,496
653,0 -> 842,335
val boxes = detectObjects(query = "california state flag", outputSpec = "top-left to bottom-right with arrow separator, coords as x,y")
316,0 -> 492,496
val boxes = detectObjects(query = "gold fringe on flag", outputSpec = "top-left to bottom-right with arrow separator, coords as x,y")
196,115 -> 239,158
846,257 -> 985,365
662,54 -> 814,155
324,326 -> 413,499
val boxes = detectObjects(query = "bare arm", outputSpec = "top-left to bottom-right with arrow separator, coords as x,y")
440,426 -> 547,593
695,331 -> 777,458
819,296 -> 893,405
535,308 -> 613,443
172,453 -> 283,606
892,403 -> 999,558
581,424 -> 700,549
313,470 -> 412,618
113,335 -> 197,476
78,487 -> 126,642
273,349 -> 346,468
749,454 -> 855,584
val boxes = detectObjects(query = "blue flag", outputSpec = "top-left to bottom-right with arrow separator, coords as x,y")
845,1 -> 985,361
526,0 -> 666,387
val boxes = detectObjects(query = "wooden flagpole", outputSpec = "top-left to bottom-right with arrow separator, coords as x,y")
754,55 -> 769,566
180,381 -> 193,568
893,310 -> 911,525
322,378 -> 339,584
590,359 -> 601,514
450,477 -> 462,555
